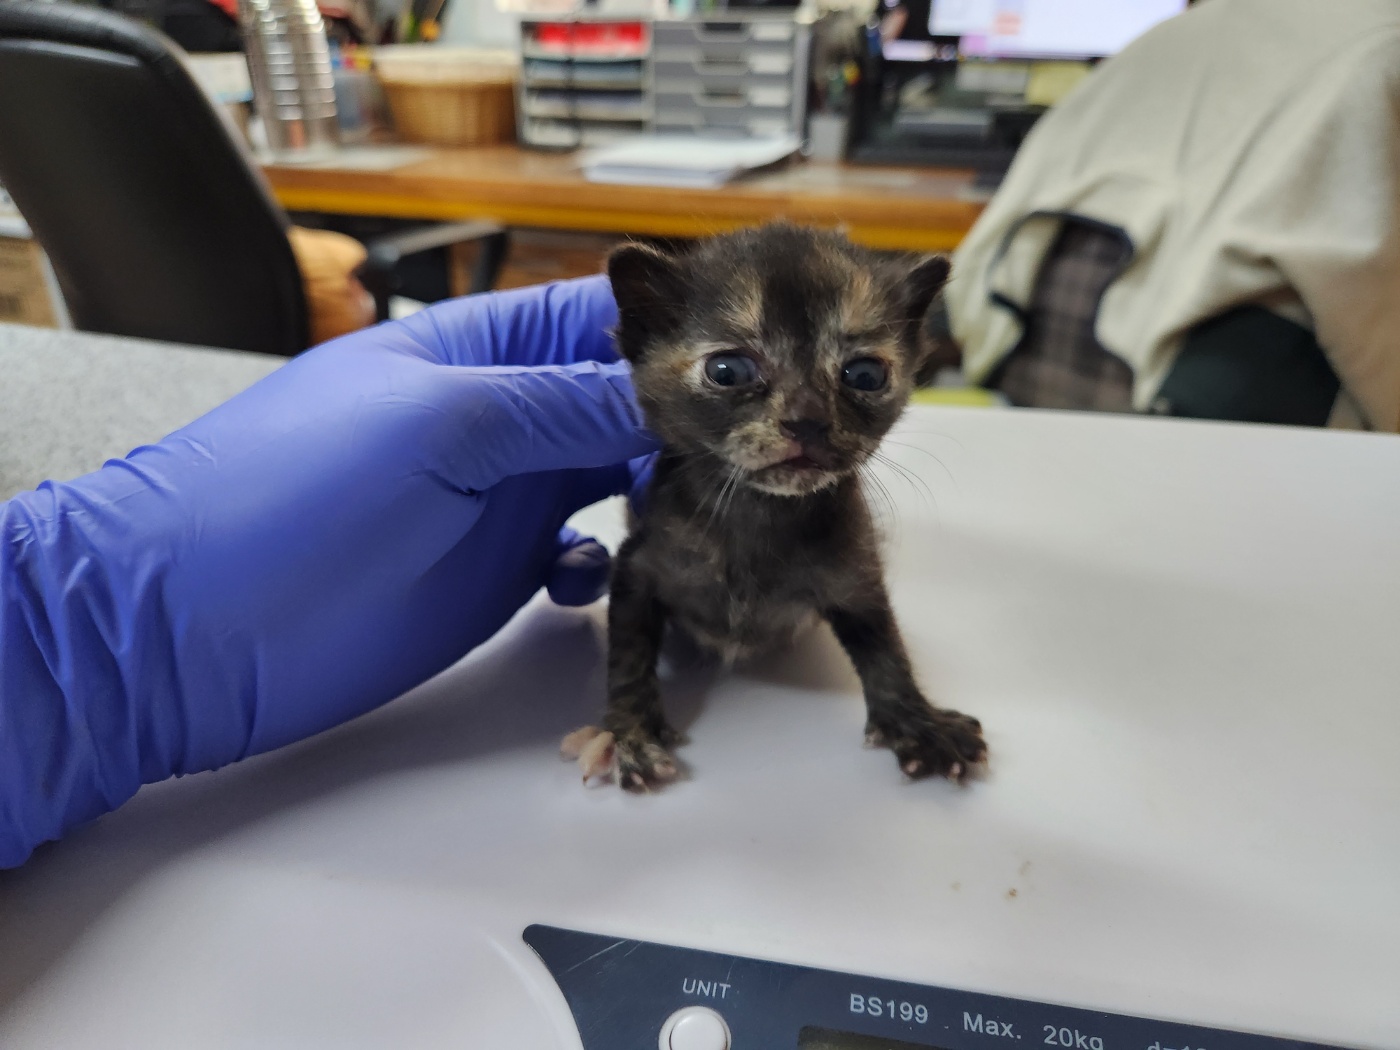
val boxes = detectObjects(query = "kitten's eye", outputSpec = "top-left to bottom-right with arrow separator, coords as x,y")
704,351 -> 760,388
842,357 -> 889,392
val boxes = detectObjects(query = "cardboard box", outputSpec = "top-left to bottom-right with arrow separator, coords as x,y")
0,235 -> 61,328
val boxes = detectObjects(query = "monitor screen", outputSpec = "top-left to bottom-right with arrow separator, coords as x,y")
881,0 -> 964,63
932,0 -> 1186,59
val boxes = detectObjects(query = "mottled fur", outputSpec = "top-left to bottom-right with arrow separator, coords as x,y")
569,224 -> 986,790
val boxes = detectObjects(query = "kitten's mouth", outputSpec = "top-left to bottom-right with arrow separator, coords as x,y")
746,444 -> 846,495
760,437 -> 840,473
750,457 -> 842,496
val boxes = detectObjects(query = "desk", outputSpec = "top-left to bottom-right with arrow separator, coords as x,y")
0,324 -> 281,499
262,145 -> 987,253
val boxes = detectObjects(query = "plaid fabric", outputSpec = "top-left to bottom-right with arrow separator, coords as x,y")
990,221 -> 1135,412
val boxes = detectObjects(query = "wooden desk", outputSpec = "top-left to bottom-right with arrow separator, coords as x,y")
263,145 -> 987,253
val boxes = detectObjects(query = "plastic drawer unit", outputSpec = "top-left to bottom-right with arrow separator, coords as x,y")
651,15 -> 810,139
518,17 -> 652,149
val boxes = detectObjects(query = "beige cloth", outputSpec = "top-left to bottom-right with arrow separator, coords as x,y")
286,226 -> 376,347
945,0 -> 1400,430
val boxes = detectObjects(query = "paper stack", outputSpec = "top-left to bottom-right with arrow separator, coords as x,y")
579,134 -> 801,188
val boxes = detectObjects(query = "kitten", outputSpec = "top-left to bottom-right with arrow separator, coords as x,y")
562,223 -> 987,791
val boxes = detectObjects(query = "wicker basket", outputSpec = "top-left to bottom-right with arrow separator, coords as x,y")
373,47 -> 518,147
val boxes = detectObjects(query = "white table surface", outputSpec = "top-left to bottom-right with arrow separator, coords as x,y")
0,324 -> 1397,1049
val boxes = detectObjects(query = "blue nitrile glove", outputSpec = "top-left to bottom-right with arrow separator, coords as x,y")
0,276 -> 657,868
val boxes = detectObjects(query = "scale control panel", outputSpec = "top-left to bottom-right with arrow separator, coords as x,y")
524,925 -> 1344,1050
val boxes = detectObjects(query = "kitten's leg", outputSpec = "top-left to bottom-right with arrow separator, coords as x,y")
601,540 -> 681,791
826,598 -> 986,782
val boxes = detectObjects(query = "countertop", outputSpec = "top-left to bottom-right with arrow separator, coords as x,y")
0,323 -> 282,499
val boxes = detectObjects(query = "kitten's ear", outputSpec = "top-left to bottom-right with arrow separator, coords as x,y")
607,242 -> 687,360
897,254 -> 951,322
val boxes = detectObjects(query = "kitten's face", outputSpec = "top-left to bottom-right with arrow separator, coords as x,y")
609,224 -> 948,496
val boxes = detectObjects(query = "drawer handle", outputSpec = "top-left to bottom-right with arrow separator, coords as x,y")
698,87 -> 746,105
748,53 -> 793,75
750,22 -> 795,41
747,86 -> 791,107
696,60 -> 748,75
695,23 -> 748,41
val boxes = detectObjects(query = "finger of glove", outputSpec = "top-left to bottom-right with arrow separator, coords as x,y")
562,459 -> 637,516
546,527 -> 612,607
432,360 -> 658,494
391,276 -> 619,369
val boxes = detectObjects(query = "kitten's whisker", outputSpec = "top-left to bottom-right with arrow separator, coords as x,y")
704,465 -> 742,535
717,465 -> 744,529
870,450 -> 939,517
682,459 -> 731,533
705,473 -> 728,534
702,473 -> 728,534
888,427 -> 968,453
879,439 -> 960,491
857,468 -> 898,537
879,454 -> 936,507
724,470 -> 744,527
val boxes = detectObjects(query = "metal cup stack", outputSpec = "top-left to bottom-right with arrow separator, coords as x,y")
237,0 -> 340,155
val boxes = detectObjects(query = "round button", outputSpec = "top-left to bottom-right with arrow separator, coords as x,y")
658,1005 -> 731,1050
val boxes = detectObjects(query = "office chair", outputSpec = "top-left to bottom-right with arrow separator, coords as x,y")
0,1 -> 508,356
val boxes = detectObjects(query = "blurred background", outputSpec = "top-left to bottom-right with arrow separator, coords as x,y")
1,0 -> 1395,429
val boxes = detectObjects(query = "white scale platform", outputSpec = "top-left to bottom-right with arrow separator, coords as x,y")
1,406 -> 1396,1049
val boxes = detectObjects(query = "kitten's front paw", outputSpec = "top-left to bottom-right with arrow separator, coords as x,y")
866,704 -> 986,783
561,725 -> 616,782
559,724 -> 680,792
613,730 -> 681,792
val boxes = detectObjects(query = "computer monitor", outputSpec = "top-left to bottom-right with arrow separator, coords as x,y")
879,0 -> 956,64
932,0 -> 1187,60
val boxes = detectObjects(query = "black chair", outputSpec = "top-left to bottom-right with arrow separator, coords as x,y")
0,1 -> 508,356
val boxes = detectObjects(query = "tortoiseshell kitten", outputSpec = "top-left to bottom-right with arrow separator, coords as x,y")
562,223 -> 987,791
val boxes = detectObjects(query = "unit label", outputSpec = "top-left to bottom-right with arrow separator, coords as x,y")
682,977 -> 733,999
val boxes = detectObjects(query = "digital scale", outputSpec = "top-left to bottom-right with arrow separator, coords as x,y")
1,405 -> 1396,1050
524,924 -> 1357,1050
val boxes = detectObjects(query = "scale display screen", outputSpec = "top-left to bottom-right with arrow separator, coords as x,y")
800,1027 -> 944,1050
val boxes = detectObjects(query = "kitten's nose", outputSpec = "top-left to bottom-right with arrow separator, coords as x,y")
780,418 -> 831,446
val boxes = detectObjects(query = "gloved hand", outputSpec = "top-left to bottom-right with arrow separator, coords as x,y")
0,276 -> 655,868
